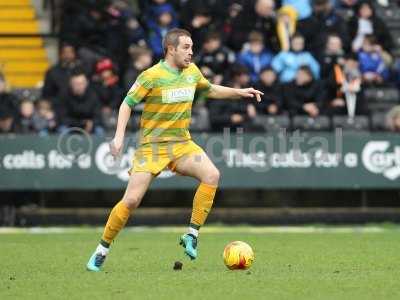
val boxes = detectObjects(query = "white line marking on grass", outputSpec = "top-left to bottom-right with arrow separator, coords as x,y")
0,226 -> 393,234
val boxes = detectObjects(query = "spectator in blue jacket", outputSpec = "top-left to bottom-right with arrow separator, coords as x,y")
282,0 -> 312,20
358,34 -> 390,85
272,33 -> 320,83
143,0 -> 178,31
238,31 -> 274,83
147,5 -> 177,59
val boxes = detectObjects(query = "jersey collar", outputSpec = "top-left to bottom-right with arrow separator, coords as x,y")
160,59 -> 182,75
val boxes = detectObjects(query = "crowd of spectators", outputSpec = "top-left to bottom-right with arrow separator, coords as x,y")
2,0 -> 400,134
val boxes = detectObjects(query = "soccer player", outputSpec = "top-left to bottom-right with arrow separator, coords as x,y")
87,28 -> 263,271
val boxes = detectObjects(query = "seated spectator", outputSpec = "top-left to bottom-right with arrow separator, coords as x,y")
277,0 -> 312,51
42,43 -> 81,101
196,32 -> 236,85
16,99 -> 56,134
0,110 -> 14,133
124,46 -> 153,92
34,99 -> 57,135
16,99 -> 36,134
183,7 -> 214,52
300,0 -> 351,56
319,34 -> 345,79
92,58 -> 123,131
238,31 -> 274,83
284,66 -> 324,117
93,58 -> 122,110
229,0 -> 279,52
147,4 -> 177,59
208,66 -> 259,132
358,35 -> 390,86
255,67 -> 283,115
0,73 -> 18,133
386,106 -> 400,132
143,0 -> 178,30
58,70 -> 103,135
272,33 -> 320,83
349,0 -> 393,52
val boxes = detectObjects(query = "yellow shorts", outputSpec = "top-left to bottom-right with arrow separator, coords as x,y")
130,140 -> 204,176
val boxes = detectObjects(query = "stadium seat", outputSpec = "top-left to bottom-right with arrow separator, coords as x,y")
371,112 -> 388,131
255,115 -> 290,132
292,116 -> 330,131
332,116 -> 370,131
364,87 -> 399,112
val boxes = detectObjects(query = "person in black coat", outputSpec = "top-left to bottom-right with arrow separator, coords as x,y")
58,70 -> 103,134
208,65 -> 260,132
254,67 -> 283,115
284,66 -> 325,117
195,32 -> 236,85
348,0 -> 393,52
228,0 -> 280,52
42,43 -> 81,101
298,0 -> 351,57
0,74 -> 18,133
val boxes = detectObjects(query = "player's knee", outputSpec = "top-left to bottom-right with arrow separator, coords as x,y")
202,168 -> 220,186
122,194 -> 141,209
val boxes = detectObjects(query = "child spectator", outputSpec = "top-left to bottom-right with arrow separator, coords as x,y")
358,35 -> 390,85
16,99 -> 36,134
272,33 -> 320,83
147,4 -> 177,59
238,31 -> 274,83
255,68 -> 283,115
284,66 -> 324,117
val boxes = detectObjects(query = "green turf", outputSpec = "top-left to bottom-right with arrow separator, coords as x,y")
1,226 -> 400,300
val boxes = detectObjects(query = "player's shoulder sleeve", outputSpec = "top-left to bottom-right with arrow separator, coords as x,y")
124,69 -> 154,107
191,63 -> 211,92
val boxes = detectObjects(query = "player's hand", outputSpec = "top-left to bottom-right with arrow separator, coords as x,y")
238,88 -> 263,102
110,137 -> 123,158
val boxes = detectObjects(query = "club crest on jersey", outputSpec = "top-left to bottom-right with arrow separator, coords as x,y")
162,87 -> 195,103
186,75 -> 195,83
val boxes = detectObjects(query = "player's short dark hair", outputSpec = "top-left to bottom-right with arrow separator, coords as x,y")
163,28 -> 191,55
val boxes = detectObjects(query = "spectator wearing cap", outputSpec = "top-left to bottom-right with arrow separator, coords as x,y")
143,0 -> 178,30
284,66 -> 324,117
196,32 -> 236,85
208,65 -> 260,132
92,58 -> 123,131
42,43 -> 81,101
255,67 -> 283,115
237,31 -> 274,83
272,33 -> 320,83
58,69 -> 104,135
0,74 -> 18,133
348,0 -> 393,52
147,4 -> 178,59
229,0 -> 280,52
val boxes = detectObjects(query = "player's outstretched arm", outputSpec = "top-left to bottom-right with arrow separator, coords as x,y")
110,101 -> 132,157
207,84 -> 263,102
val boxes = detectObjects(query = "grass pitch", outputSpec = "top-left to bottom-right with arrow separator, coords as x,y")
1,226 -> 400,300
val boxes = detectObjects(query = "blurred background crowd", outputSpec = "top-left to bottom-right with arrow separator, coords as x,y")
2,0 -> 400,135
